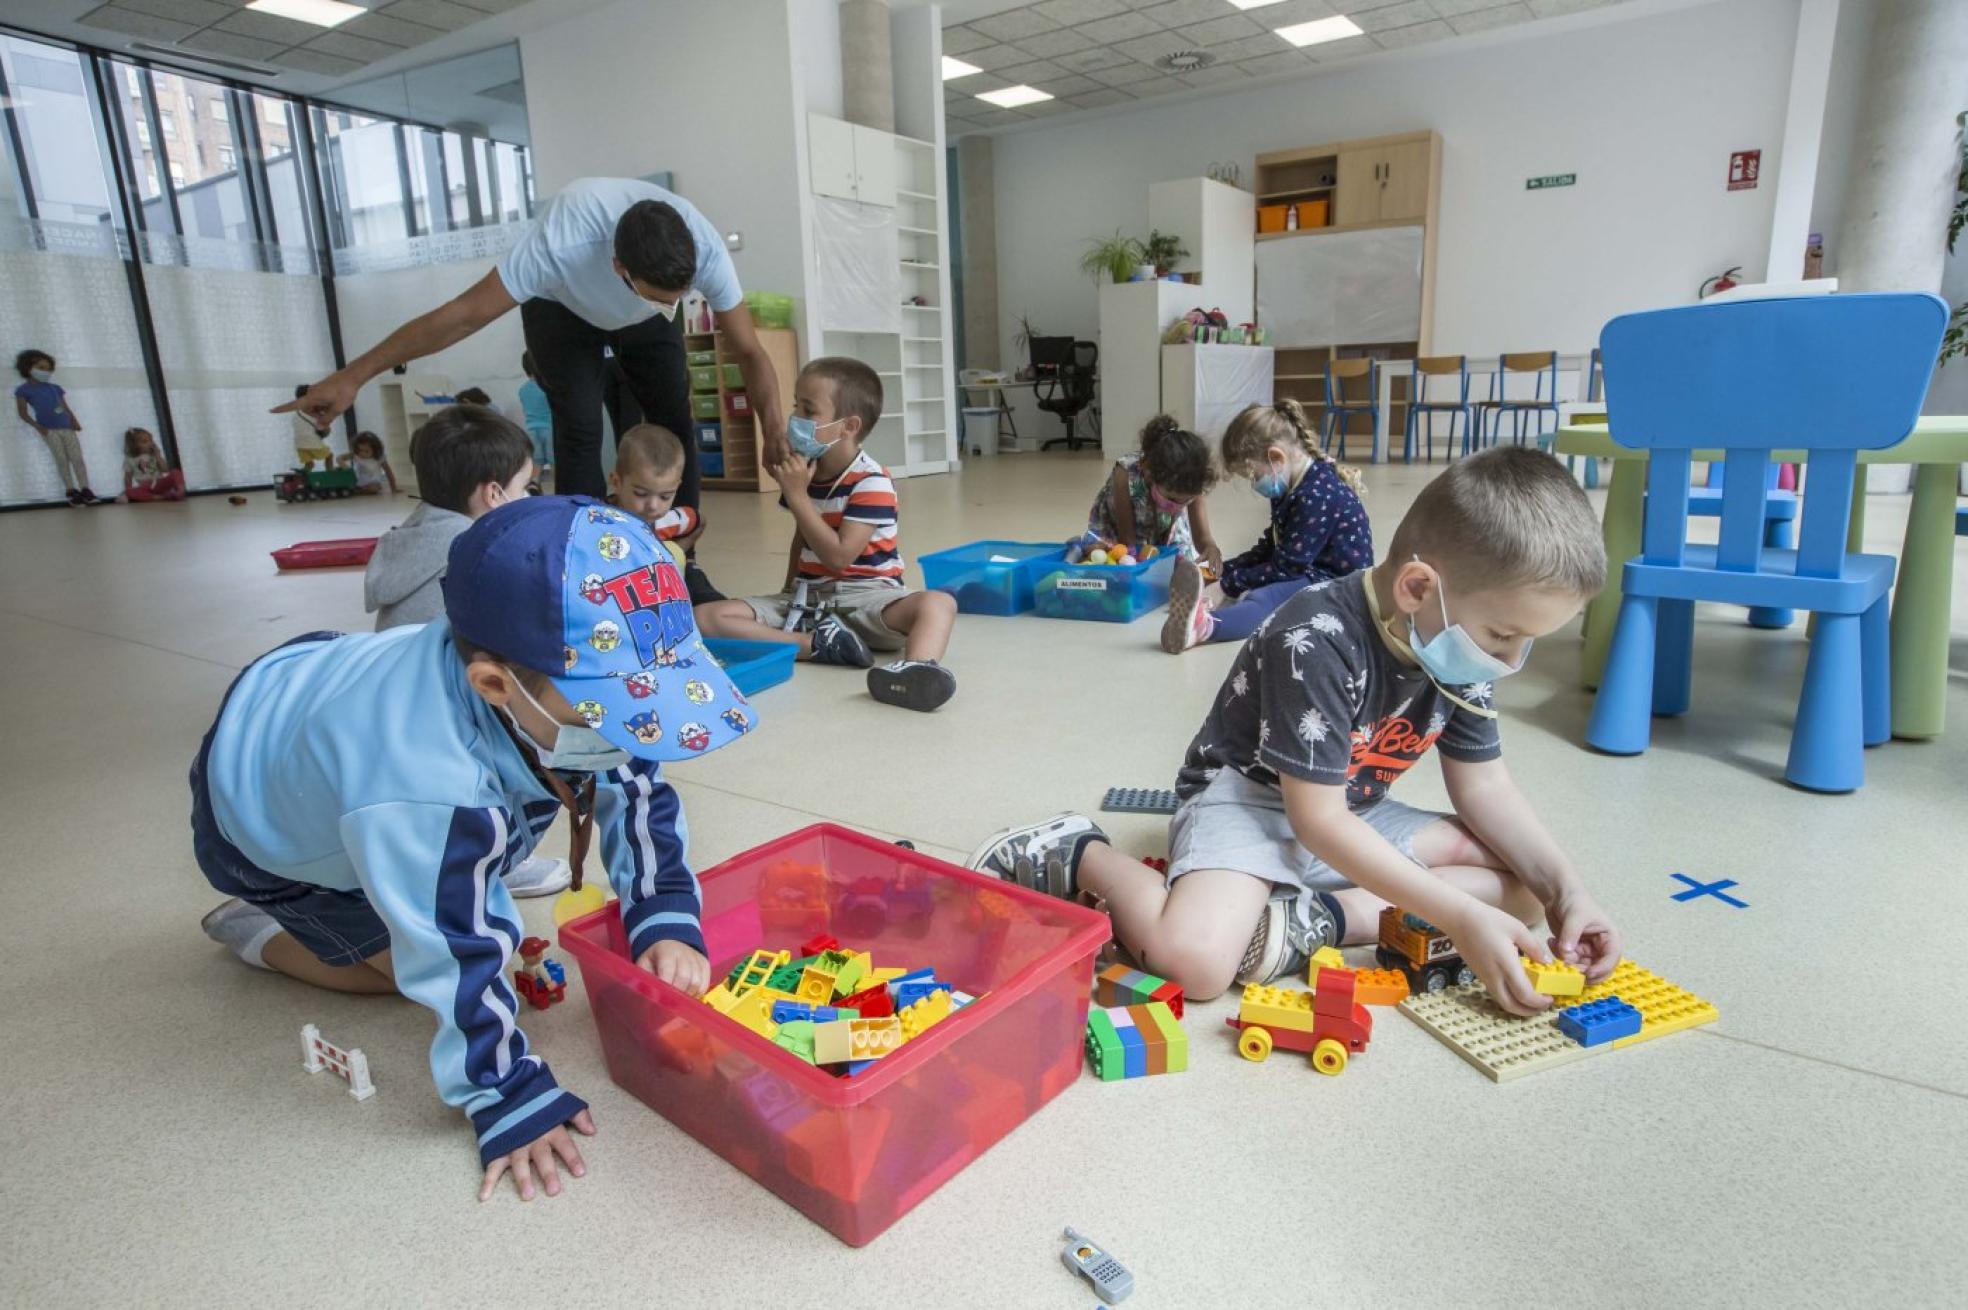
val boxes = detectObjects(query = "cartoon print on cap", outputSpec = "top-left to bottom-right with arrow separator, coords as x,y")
625,671 -> 658,699
596,533 -> 630,561
626,710 -> 663,744
720,707 -> 751,734
684,679 -> 713,705
563,644 -> 578,673
676,722 -> 711,752
579,572 -> 606,604
654,645 -> 694,669
573,700 -> 605,727
590,620 -> 621,653
586,505 -> 626,525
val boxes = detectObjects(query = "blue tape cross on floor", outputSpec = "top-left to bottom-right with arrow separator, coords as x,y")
1669,873 -> 1749,908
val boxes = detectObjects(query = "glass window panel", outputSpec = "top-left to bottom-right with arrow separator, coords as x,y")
0,37 -> 113,223
315,109 -> 410,248
149,68 -> 252,247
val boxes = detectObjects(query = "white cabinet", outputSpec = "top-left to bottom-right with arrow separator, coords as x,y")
807,114 -> 895,207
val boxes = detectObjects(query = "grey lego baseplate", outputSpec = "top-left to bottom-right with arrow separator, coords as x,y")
1101,787 -> 1178,815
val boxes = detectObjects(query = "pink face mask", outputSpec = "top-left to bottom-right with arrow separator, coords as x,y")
1149,485 -> 1188,515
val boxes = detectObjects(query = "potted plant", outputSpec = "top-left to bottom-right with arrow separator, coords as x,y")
1141,229 -> 1190,279
1079,230 -> 1144,285
1013,313 -> 1039,378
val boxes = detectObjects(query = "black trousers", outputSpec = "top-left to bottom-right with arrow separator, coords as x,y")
519,297 -> 696,506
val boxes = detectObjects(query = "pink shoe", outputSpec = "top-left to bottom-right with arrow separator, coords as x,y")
1160,557 -> 1215,653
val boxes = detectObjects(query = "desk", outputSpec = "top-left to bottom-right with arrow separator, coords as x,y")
1555,417 -> 1968,739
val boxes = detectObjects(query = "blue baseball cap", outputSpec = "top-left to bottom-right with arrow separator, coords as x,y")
443,496 -> 756,761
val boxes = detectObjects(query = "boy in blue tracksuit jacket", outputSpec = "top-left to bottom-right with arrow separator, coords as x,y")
191,496 -> 756,1202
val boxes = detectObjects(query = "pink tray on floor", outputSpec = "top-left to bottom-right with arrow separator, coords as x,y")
271,537 -> 379,570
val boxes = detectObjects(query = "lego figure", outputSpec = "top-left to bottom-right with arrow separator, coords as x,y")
514,936 -> 566,1010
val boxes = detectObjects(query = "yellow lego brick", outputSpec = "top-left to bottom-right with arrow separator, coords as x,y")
870,967 -> 906,984
813,1018 -> 855,1064
796,965 -> 838,1003
898,989 -> 952,1042
1306,946 -> 1346,983
699,983 -> 740,1013
1560,960 -> 1719,1048
721,986 -> 784,1039
1522,957 -> 1585,998
813,1015 -> 905,1064
1352,968 -> 1410,1006
730,948 -> 790,997
1237,982 -> 1316,1034
1398,985 -> 1607,1083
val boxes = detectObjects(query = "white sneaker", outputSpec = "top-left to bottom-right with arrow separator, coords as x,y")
505,855 -> 572,898
200,897 -> 281,969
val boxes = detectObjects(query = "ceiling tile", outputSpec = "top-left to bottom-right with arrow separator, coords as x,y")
78,6 -> 197,43
940,25 -> 997,55
1034,72 -> 1103,96
266,47 -> 364,77
1428,0 -> 1512,14
1019,98 -> 1078,116
379,0 -> 486,32
1529,0 -> 1621,14
215,9 -> 317,47
458,0 -> 531,11
959,43 -> 1031,71
1176,13 -> 1262,46
967,106 -> 1031,127
1087,60 -> 1166,85
1032,0 -> 1131,23
1237,48 -> 1314,76
1053,45 -> 1133,72
1124,76 -> 1189,97
1374,18 -> 1454,47
968,9 -> 1063,42
345,12 -> 443,47
1136,0 -> 1231,27
1306,33 -> 1381,61
1075,11 -> 1164,43
1257,0 -> 1337,22
116,0 -> 231,24
1113,30 -> 1195,64
180,30 -> 286,62
1178,61 -> 1251,85
1069,87 -> 1137,108
954,72 -> 1013,94
1010,27 -> 1097,58
306,32 -> 403,63
1343,0 -> 1424,9
995,58 -> 1071,83
1446,3 -> 1533,33
1353,0 -> 1439,31
1205,32 -> 1288,62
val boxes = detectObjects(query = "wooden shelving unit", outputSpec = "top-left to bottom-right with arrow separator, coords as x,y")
689,325 -> 798,494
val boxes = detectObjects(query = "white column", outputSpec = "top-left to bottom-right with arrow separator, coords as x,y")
1765,0 -> 1841,281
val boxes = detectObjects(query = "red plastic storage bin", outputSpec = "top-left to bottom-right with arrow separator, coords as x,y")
270,537 -> 378,569
558,824 -> 1109,1246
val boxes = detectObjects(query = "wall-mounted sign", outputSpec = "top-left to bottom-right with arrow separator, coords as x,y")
1728,150 -> 1761,191
1526,173 -> 1576,190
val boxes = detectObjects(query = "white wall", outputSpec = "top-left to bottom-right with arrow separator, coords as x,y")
337,259 -> 530,434
989,0 -> 1798,380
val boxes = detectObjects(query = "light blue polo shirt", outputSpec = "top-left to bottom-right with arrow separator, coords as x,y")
497,177 -> 743,332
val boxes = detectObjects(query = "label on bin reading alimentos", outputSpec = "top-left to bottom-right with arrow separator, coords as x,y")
1057,578 -> 1107,592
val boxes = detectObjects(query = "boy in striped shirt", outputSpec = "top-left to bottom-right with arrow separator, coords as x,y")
695,356 -> 958,710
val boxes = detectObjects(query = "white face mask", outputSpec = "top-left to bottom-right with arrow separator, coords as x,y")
503,674 -> 631,774
30,367 -> 52,383
619,273 -> 681,321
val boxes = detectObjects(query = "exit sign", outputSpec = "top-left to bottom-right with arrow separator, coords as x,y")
1526,173 -> 1576,190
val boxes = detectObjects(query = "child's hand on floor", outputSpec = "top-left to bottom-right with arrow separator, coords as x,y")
639,938 -> 711,995
1449,900 -> 1553,1017
1546,892 -> 1622,983
772,452 -> 812,498
479,1109 -> 596,1203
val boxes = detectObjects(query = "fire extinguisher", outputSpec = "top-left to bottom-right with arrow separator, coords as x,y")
1699,266 -> 1742,299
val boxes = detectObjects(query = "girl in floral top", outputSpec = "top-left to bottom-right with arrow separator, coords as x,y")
1083,414 -> 1221,568
1162,399 -> 1373,653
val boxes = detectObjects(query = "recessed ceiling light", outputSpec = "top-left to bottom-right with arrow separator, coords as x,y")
1228,1 -> 1289,9
1275,15 -> 1366,48
976,84 -> 1053,109
942,55 -> 982,80
246,0 -> 365,28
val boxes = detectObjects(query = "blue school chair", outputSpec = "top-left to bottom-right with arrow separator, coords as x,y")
1584,292 -> 1946,793
1322,357 -> 1379,462
1403,356 -> 1474,462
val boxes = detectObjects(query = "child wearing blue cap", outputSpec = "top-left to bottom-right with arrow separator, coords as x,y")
191,496 -> 754,1203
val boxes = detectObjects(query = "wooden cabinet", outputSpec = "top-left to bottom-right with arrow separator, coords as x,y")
1376,139 -> 1432,222
1333,148 -> 1380,226
808,113 -> 896,207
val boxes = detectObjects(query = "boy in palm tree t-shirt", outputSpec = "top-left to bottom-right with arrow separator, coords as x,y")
967,449 -> 1625,1017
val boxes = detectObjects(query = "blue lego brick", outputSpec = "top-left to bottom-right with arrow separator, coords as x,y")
895,980 -> 953,1010
771,1000 -> 841,1025
885,968 -> 935,998
1116,1019 -> 1146,1079
844,1059 -> 878,1076
544,959 -> 565,986
1556,995 -> 1643,1048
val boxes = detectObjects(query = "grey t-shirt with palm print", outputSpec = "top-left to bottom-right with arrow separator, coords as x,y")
1176,573 -> 1501,807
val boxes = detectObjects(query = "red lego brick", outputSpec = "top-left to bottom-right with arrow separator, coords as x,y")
1312,966 -> 1356,1019
1149,979 -> 1184,1019
800,933 -> 841,957
837,984 -> 895,1018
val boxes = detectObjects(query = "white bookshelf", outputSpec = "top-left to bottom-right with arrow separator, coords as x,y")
892,133 -> 954,475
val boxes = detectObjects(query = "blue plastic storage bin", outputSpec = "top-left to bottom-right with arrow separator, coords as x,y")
918,540 -> 1067,616
1033,552 -> 1177,623
704,639 -> 796,696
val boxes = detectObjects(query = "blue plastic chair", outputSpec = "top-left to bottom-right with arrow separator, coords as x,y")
1690,462 -> 1798,629
1585,293 -> 1946,793
1322,357 -> 1379,462
1403,356 -> 1474,463
1476,351 -> 1561,448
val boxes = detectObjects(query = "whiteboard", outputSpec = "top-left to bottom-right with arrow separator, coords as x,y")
1256,226 -> 1423,345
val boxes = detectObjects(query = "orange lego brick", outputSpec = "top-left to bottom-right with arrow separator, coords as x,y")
1351,968 -> 1409,1006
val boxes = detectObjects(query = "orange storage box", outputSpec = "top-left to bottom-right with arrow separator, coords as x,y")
558,823 -> 1109,1246
1257,203 -> 1290,233
1298,198 -> 1330,228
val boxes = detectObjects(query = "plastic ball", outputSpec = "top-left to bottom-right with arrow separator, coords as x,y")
1087,548 -> 1108,565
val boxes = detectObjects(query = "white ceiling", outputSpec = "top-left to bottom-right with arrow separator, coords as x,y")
937,0 -> 1642,132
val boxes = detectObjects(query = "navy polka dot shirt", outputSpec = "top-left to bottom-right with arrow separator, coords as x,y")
1220,459 -> 1374,598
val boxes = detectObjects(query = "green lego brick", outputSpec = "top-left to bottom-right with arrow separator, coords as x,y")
832,952 -> 868,998
773,1019 -> 817,1063
1142,1001 -> 1187,1073
1084,1009 -> 1125,1081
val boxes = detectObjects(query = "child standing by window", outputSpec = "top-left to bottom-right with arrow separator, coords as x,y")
1162,400 -> 1372,654
1082,414 -> 1221,568
15,349 -> 100,505
119,427 -> 185,502
346,431 -> 398,495
518,351 -> 554,479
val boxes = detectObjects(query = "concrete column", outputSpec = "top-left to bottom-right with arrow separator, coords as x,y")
958,135 -> 999,371
1835,0 -> 1968,293
1765,0 -> 1840,282
840,0 -> 894,133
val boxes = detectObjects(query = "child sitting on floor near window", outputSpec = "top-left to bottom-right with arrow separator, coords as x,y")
119,427 -> 185,502
347,431 -> 398,495
1080,414 -> 1222,569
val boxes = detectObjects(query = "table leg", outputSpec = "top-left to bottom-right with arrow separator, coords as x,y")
1581,458 -> 1644,690
1889,461 -> 1957,739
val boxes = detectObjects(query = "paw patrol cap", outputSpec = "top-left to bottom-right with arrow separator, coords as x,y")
443,495 -> 756,762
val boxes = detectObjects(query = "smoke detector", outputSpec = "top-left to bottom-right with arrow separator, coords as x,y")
1154,50 -> 1217,73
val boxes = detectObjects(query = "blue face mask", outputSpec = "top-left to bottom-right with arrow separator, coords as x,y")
506,677 -> 632,774
787,415 -> 844,460
1252,455 -> 1295,500
1407,566 -> 1527,687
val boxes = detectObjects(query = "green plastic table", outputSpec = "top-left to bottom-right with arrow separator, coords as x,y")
1555,417 -> 1968,740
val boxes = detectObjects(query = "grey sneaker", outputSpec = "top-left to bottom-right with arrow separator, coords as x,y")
504,854 -> 572,898
1161,556 -> 1212,654
867,659 -> 956,711
1235,889 -> 1341,986
967,813 -> 1107,901
807,614 -> 873,668
201,897 -> 280,970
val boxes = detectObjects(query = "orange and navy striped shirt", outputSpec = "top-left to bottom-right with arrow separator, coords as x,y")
647,505 -> 699,541
786,450 -> 904,583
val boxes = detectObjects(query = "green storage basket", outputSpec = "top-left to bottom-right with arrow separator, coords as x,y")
722,362 -> 744,388
690,365 -> 719,393
747,291 -> 793,329
692,394 -> 721,420
687,350 -> 717,367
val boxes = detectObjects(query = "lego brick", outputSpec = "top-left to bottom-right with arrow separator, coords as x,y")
796,963 -> 839,1003
1398,985 -> 1607,1083
770,1000 -> 841,1025
832,951 -> 868,998
800,934 -> 840,956
837,984 -> 896,1019
870,966 -> 907,984
1313,966 -> 1356,1019
764,963 -> 807,993
699,983 -> 740,1013
1307,945 -> 1346,977
1351,968 -> 1410,1007
1148,979 -> 1184,1019
1114,1014 -> 1146,1079
898,989 -> 953,1042
1085,1009 -> 1125,1081
1239,982 -> 1316,1032
722,986 -> 795,1039
896,979 -> 953,1009
1556,995 -> 1643,1048
1100,786 -> 1177,814
1124,1004 -> 1166,1075
773,1019 -> 817,1063
1522,957 -> 1586,998
848,1016 -> 904,1061
886,968 -> 934,997
1565,960 -> 1719,1049
1142,1000 -> 1187,1073
730,948 -> 790,996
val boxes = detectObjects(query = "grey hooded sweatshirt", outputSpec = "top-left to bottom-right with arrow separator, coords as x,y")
363,501 -> 472,630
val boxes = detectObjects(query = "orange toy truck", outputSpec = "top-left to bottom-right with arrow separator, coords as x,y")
1375,906 -> 1477,995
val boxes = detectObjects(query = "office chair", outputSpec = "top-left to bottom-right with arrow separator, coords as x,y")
1034,336 -> 1099,451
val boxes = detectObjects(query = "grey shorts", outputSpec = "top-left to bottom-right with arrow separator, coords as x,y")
744,579 -> 911,652
1167,767 -> 1445,894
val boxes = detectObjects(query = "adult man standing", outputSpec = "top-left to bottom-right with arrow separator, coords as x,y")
279,178 -> 787,592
